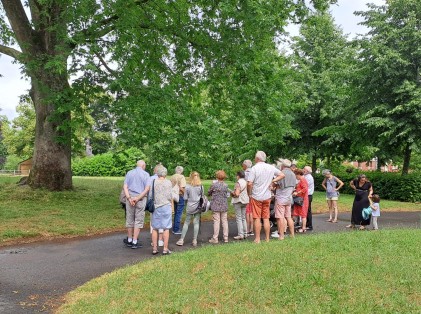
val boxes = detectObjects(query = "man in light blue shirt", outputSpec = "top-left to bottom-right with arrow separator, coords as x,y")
123,160 -> 150,249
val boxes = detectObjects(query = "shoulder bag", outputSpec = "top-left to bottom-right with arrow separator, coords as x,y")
145,180 -> 155,213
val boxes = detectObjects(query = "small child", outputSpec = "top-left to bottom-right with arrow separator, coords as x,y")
370,194 -> 381,230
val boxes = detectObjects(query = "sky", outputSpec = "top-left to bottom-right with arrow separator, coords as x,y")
0,0 -> 384,120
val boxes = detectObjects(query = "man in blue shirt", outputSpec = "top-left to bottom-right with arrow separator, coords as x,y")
123,160 -> 150,249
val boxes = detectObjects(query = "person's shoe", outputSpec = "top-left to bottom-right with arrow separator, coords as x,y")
209,238 -> 218,244
306,227 -> 313,231
158,240 -> 164,247
123,237 -> 129,244
248,231 -> 254,236
192,239 -> 197,247
271,232 -> 280,238
162,250 -> 172,255
176,239 -> 184,246
233,235 -> 244,240
224,238 -> 229,243
172,230 -> 182,235
126,241 -> 133,247
131,242 -> 140,249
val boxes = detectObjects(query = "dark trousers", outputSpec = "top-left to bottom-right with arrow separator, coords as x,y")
306,194 -> 313,229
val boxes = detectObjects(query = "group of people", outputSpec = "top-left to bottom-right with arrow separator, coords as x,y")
122,151 -> 381,254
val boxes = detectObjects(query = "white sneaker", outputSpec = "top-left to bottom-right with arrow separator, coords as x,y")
158,240 -> 164,247
271,231 -> 280,238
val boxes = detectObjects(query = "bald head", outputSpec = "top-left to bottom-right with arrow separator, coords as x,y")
136,160 -> 146,169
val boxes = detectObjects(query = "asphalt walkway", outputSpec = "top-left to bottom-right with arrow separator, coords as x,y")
0,211 -> 419,313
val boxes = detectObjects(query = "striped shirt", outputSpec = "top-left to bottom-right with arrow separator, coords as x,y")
248,162 -> 281,201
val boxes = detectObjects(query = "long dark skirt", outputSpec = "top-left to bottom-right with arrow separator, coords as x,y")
351,190 -> 371,225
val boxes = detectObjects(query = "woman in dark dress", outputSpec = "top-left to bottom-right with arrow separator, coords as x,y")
347,174 -> 373,230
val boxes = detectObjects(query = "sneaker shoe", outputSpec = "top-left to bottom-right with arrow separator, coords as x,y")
172,231 -> 182,235
233,235 -> 244,240
126,241 -> 133,247
158,240 -> 164,247
176,239 -> 184,246
162,250 -> 172,255
248,231 -> 254,236
123,237 -> 129,244
271,232 -> 280,238
224,238 -> 229,243
131,242 -> 140,249
209,238 -> 218,244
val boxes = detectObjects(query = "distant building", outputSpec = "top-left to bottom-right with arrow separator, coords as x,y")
344,158 -> 399,172
18,158 -> 32,175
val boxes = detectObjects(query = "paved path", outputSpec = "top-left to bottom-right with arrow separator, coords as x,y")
0,211 -> 419,313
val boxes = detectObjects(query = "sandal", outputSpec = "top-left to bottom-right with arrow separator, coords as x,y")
332,220 -> 338,223
326,219 -> 333,222
162,250 -> 172,255
298,228 -> 306,233
345,224 -> 355,229
359,226 -> 366,230
152,247 -> 159,255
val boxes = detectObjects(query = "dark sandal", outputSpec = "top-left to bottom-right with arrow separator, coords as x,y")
152,248 -> 159,255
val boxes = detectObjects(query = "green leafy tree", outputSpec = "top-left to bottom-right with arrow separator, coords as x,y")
288,12 -> 358,170
0,0 -> 335,189
1,96 -> 35,159
355,0 -> 421,175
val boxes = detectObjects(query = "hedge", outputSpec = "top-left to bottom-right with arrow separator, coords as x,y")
72,147 -> 146,177
314,171 -> 421,203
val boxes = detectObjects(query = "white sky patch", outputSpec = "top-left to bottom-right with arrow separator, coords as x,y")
0,0 -> 385,120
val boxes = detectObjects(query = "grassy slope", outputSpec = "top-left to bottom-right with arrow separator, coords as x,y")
59,229 -> 421,313
0,176 -> 419,245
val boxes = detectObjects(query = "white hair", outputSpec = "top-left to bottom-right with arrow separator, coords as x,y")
255,151 -> 266,162
304,166 -> 312,173
157,166 -> 167,177
242,160 -> 252,168
175,166 -> 184,174
136,160 -> 146,169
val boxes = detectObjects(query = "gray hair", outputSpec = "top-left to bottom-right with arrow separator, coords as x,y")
136,160 -> 146,169
255,151 -> 267,162
157,166 -> 168,177
175,166 -> 184,174
304,166 -> 312,173
278,158 -> 292,168
242,159 -> 252,168
322,169 -> 331,176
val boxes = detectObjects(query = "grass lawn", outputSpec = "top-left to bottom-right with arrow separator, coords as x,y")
0,176 -> 419,245
58,229 -> 421,313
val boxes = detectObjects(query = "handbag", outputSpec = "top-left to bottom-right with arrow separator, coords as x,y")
197,185 -> 209,213
293,196 -> 304,206
145,180 -> 155,213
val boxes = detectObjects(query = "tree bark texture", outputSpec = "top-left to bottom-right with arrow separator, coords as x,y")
401,143 -> 411,176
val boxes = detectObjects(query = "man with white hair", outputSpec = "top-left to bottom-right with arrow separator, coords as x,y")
247,151 -> 285,243
123,160 -> 151,249
171,165 -> 187,234
272,159 -> 296,240
303,166 -> 314,230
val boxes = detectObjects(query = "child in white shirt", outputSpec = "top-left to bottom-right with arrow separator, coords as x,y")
370,194 -> 381,230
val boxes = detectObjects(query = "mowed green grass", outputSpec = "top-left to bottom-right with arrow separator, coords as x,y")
0,176 -> 419,245
58,229 -> 421,313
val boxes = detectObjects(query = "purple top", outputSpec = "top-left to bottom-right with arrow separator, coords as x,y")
208,181 -> 229,212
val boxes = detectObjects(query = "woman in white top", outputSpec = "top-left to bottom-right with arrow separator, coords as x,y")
231,170 -> 250,240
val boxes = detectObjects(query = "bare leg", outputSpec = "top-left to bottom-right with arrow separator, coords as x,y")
287,217 -> 295,238
133,227 -> 140,242
151,229 -> 158,250
332,200 -> 338,222
163,230 -> 170,251
327,200 -> 333,221
254,218 -> 261,243
277,218 -> 285,240
263,218 -> 270,242
127,228 -> 133,239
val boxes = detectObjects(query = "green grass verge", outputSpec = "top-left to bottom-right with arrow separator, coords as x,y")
0,176 -> 419,245
58,229 -> 421,313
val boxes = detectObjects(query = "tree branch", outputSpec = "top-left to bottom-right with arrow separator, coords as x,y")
93,51 -> 117,76
1,0 -> 34,53
0,44 -> 23,61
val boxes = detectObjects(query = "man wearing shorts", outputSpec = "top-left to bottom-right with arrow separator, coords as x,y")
273,159 -> 296,240
247,151 -> 285,243
123,160 -> 150,249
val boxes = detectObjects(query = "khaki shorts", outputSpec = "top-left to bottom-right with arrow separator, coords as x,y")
126,198 -> 146,229
274,202 -> 292,219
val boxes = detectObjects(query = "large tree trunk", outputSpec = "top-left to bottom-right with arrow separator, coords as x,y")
27,73 -> 72,190
311,155 -> 317,173
401,143 -> 411,176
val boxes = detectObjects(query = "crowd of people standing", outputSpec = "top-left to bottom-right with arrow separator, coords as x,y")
122,151 -> 380,254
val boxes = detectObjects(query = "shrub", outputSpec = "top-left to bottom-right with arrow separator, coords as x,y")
72,147 -> 147,177
314,171 -> 421,202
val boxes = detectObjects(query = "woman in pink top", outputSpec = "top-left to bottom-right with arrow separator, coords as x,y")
292,169 -> 309,233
